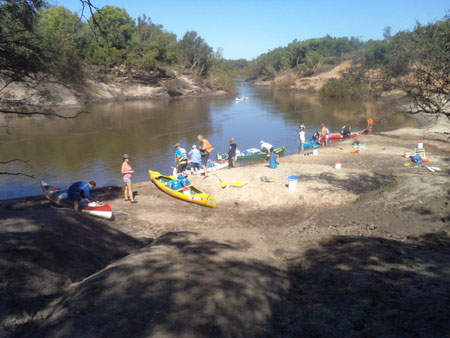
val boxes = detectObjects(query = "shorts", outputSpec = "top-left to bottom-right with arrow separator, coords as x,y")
68,190 -> 81,202
123,176 -> 132,184
187,162 -> 200,170
177,162 -> 187,173
201,153 -> 209,166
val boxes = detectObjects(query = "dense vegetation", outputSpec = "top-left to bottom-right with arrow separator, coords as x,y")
320,17 -> 450,118
0,1 -> 235,94
246,36 -> 364,80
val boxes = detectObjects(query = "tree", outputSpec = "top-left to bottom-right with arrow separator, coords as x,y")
87,5 -> 135,66
383,18 -> 450,118
178,31 -> 212,76
39,6 -> 87,84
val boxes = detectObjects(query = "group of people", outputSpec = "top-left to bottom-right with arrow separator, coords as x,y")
68,118 -> 375,210
174,134 -> 215,178
298,118 -> 374,154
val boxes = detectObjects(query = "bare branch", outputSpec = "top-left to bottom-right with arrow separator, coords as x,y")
0,171 -> 34,178
0,109 -> 90,119
0,159 -> 32,166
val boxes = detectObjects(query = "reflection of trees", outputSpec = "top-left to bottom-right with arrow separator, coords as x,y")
0,98 -> 218,188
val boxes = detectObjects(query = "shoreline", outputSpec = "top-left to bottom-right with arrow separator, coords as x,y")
1,120 -> 449,336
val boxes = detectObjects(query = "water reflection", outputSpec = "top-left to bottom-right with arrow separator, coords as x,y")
0,82 -> 417,199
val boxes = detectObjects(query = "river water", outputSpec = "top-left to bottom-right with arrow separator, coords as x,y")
0,80 -> 417,200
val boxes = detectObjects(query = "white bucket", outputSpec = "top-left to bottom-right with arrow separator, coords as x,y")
335,161 -> 342,169
288,175 -> 299,191
417,141 -> 423,149
312,149 -> 318,156
404,150 -> 411,158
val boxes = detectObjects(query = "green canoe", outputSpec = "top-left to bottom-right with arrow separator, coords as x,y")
216,146 -> 285,161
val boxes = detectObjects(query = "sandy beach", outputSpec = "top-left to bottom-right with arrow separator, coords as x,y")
1,117 -> 449,337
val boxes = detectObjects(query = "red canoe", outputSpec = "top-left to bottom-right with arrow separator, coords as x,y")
329,128 -> 367,140
40,181 -> 113,219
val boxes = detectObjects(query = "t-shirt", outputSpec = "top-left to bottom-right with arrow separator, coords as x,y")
188,148 -> 201,163
68,181 -> 91,200
299,130 -> 306,142
260,142 -> 273,152
228,143 -> 237,157
175,148 -> 188,163
367,118 -> 374,126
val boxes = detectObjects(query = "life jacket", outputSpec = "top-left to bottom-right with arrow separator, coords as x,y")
367,118 -> 374,125
201,139 -> 214,154
177,148 -> 188,163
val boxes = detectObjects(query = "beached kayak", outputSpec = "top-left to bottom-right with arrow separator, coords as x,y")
216,146 -> 286,161
301,140 -> 320,149
40,181 -> 113,219
329,128 -> 367,140
149,170 -> 217,208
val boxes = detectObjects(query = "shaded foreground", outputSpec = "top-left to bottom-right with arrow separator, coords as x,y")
1,122 -> 449,337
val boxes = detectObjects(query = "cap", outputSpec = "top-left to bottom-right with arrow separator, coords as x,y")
174,143 -> 180,148
192,144 -> 197,148
260,141 -> 264,144
123,154 -> 130,159
300,124 -> 305,128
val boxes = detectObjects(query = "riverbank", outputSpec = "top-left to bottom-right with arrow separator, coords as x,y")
0,71 -> 230,109
1,119 -> 449,337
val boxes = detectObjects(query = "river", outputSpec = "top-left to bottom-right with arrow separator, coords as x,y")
0,80 -> 418,200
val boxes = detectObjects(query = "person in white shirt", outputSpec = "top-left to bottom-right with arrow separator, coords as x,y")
298,125 -> 306,154
260,141 -> 274,154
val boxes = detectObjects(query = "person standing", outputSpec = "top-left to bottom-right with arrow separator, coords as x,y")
367,117 -> 374,134
298,125 -> 306,154
198,135 -> 214,178
174,143 -> 188,174
187,145 -> 201,174
68,180 -> 96,210
320,123 -> 330,146
228,138 -> 237,168
121,154 -> 137,203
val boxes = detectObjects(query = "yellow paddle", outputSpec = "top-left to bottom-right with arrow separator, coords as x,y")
214,173 -> 228,189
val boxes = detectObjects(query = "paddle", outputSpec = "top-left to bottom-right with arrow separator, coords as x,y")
214,173 -> 228,189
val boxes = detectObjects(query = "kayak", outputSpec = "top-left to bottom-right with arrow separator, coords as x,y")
40,181 -> 113,219
329,128 -> 367,140
216,146 -> 286,161
149,170 -> 217,208
301,140 -> 320,149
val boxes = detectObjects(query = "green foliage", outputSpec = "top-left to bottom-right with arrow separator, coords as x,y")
87,6 -> 135,66
179,31 -> 213,76
38,6 -> 86,84
0,0 -> 47,79
129,15 -> 178,72
208,67 -> 236,93
247,35 -> 363,80
319,77 -> 367,98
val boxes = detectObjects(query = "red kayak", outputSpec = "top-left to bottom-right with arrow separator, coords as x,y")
40,181 -> 113,219
329,128 -> 367,140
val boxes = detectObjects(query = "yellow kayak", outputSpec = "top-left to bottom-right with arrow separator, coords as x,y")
149,170 -> 217,208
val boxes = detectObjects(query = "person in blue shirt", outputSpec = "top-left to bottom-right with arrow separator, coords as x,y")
174,143 -> 188,174
68,181 -> 96,211
187,144 -> 201,174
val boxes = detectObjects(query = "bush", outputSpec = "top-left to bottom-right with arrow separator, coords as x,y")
319,77 -> 367,98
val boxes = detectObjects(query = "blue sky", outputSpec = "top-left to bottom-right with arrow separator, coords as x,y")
54,0 -> 449,60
